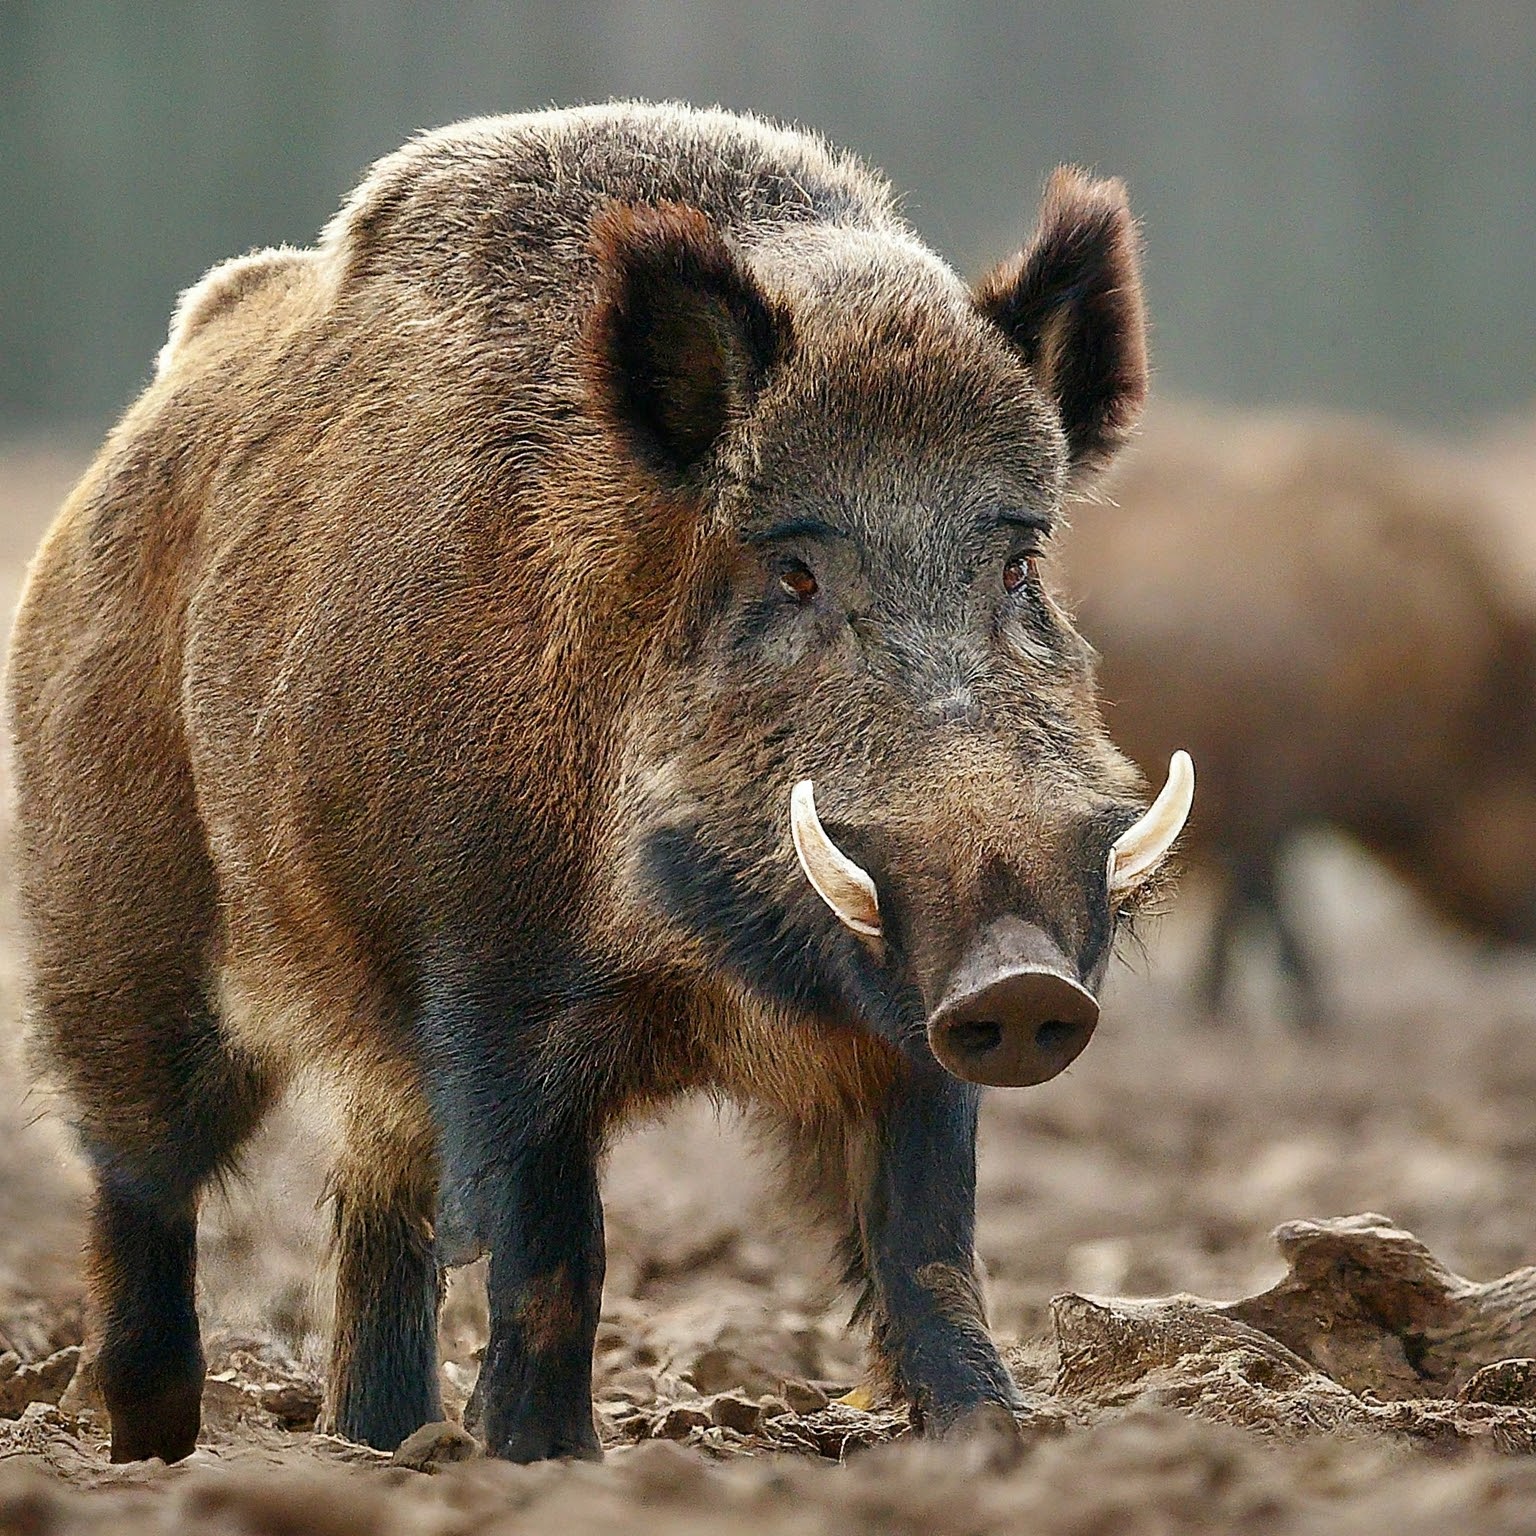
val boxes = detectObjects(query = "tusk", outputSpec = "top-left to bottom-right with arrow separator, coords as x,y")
1108,750 -> 1195,898
789,780 -> 882,938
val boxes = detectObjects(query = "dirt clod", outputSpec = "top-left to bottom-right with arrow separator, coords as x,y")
781,1379 -> 828,1414
0,1350 -> 79,1418
705,1391 -> 764,1434
391,1420 -> 483,1472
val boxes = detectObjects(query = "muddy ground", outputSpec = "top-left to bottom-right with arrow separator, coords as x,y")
4,444 -> 1536,1532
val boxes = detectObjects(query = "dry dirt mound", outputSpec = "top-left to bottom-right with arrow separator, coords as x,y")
8,1216 -> 1536,1532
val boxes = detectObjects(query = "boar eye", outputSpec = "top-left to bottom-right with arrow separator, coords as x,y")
780,561 -> 818,603
1003,552 -> 1039,593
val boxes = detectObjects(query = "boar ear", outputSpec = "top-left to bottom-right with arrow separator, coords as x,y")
586,202 -> 790,483
975,167 -> 1148,481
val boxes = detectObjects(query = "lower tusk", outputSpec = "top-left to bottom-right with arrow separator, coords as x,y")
789,780 -> 882,938
1108,750 -> 1195,898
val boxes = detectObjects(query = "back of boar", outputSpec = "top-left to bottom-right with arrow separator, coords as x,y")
1067,402 -> 1536,1020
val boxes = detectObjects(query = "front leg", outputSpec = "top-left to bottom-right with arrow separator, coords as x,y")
449,1118 -> 605,1462
423,973 -> 610,1463
861,1063 -> 1019,1432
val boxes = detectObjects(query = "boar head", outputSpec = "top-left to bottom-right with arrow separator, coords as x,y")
586,169 -> 1192,1088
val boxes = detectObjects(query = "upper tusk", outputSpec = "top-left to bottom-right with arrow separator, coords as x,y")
789,780 -> 882,938
1108,750 -> 1195,898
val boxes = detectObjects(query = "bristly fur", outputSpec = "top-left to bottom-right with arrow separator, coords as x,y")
974,166 -> 1148,480
8,101 -> 1165,1466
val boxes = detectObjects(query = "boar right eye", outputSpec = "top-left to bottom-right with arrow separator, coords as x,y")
780,561 -> 818,603
1003,552 -> 1039,593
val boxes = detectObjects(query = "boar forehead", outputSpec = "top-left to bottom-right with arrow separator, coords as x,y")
736,231 -> 1069,554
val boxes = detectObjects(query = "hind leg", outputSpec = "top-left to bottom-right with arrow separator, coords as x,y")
1197,859 -> 1250,1017
1261,871 -> 1326,1030
323,1100 -> 444,1450
88,1162 -> 203,1462
77,999 -> 276,1463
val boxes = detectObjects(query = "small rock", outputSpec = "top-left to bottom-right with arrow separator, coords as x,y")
391,1420 -> 483,1473
0,1348 -> 81,1416
606,1366 -> 660,1406
686,1348 -> 779,1396
706,1392 -> 762,1435
782,1379 -> 828,1415
654,1405 -> 711,1441
614,1414 -> 653,1443
1459,1358 -> 1536,1406
622,1435 -> 710,1496
257,1378 -> 323,1428
199,1377 -> 263,1435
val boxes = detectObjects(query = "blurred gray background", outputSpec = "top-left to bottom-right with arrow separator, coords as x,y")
3,1 -> 1533,436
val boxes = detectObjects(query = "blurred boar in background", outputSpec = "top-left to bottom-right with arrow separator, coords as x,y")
7,105 -> 1192,1464
1067,404 -> 1536,1024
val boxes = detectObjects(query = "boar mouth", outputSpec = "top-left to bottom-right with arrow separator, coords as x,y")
787,752 -> 1195,945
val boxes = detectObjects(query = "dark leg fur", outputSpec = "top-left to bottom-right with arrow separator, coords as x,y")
857,1064 -> 1018,1431
425,982 -> 607,1463
1264,879 -> 1325,1030
1199,849 -> 1325,1028
474,1130 -> 605,1461
1197,864 -> 1246,1018
326,1185 -> 444,1450
79,1022 -> 275,1464
89,1168 -> 203,1464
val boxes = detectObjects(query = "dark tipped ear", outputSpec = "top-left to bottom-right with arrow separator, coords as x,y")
975,167 -> 1148,482
585,202 -> 790,483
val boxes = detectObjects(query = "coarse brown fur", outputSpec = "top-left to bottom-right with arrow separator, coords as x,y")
1068,402 -> 1536,1022
8,102 -> 1163,1462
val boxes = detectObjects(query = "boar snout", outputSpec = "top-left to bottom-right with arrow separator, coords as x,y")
927,918 -> 1099,1088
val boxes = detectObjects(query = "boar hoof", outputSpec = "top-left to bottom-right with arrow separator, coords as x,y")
106,1379 -> 203,1464
490,1419 -> 603,1464
929,1400 -> 1026,1468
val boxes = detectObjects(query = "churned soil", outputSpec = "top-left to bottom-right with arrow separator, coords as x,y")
5,443 -> 1536,1533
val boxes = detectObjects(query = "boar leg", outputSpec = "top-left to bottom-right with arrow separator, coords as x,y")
87,1165 -> 204,1463
1199,849 -> 1325,1027
79,1018 -> 276,1464
1197,864 -> 1246,1017
858,1066 -> 1020,1431
325,1130 -> 444,1451
470,1122 -> 606,1462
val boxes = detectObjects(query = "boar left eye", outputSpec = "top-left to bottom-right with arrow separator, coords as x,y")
1002,553 -> 1039,593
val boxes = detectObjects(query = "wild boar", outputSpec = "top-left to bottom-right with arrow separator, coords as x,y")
7,103 -> 1191,1464
1068,404 -> 1536,1023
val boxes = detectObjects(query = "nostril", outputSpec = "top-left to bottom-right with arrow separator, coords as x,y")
947,1019 -> 1003,1058
1034,1018 -> 1078,1054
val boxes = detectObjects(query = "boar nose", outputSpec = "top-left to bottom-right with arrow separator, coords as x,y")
926,919 -> 1100,1088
